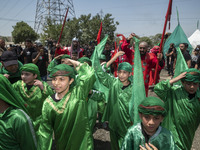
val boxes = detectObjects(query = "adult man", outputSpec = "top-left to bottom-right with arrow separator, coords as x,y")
23,39 -> 36,64
0,51 -> 23,83
0,38 -> 7,56
63,37 -> 84,60
32,44 -> 49,81
179,43 -> 191,68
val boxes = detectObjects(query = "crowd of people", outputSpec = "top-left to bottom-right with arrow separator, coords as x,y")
0,33 -> 200,150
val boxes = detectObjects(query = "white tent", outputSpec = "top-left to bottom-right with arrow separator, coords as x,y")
188,29 -> 200,49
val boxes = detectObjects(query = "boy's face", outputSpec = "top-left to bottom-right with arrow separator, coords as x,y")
182,81 -> 199,94
21,71 -> 37,85
139,113 -> 164,136
117,70 -> 131,83
52,76 -> 74,94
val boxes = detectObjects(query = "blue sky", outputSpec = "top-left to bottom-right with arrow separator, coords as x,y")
0,0 -> 199,38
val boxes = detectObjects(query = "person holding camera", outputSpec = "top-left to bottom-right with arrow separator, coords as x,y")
32,44 -> 49,81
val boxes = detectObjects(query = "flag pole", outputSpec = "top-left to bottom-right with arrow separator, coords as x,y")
57,7 -> 69,45
154,0 -> 172,84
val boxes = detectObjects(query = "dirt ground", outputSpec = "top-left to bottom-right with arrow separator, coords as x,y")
92,68 -> 200,150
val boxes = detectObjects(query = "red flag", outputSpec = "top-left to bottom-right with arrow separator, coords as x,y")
117,34 -> 126,43
97,22 -> 102,44
154,0 -> 173,84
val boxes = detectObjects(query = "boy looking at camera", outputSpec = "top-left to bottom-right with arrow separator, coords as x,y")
121,97 -> 176,150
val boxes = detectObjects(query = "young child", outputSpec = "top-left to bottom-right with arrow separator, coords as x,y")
12,63 -> 54,132
0,74 -> 37,149
121,97 -> 176,150
37,59 -> 95,150
95,51 -> 133,150
154,68 -> 200,150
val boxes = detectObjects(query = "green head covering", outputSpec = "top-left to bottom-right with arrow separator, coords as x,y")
49,64 -> 75,79
99,54 -> 106,60
0,74 -> 28,114
138,97 -> 167,116
181,68 -> 200,83
20,63 -> 41,80
78,57 -> 92,66
49,64 -> 76,88
118,62 -> 132,72
60,54 -> 71,59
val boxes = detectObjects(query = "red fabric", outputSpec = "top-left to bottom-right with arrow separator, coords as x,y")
63,46 -> 84,59
54,47 -> 69,57
97,22 -> 102,44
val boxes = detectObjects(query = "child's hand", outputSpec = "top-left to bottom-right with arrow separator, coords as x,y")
3,74 -> 9,79
169,72 -> 187,85
139,143 -> 158,150
34,80 -> 44,90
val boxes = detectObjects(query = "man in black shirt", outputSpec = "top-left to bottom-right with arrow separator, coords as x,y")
32,44 -> 49,81
179,43 -> 191,68
23,39 -> 36,64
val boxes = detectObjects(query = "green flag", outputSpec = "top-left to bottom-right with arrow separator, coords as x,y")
173,47 -> 188,85
129,37 -> 146,124
91,35 -> 109,102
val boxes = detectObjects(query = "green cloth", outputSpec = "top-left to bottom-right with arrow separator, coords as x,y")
121,123 -> 176,150
96,63 -> 133,150
60,54 -> 71,59
154,80 -> 200,150
0,74 -> 28,114
181,68 -> 200,83
0,107 -> 37,150
138,97 -> 167,117
37,63 -> 95,150
118,62 -> 132,72
87,90 -> 106,131
90,35 -> 110,102
99,54 -> 106,60
13,80 -> 54,132
163,24 -> 193,58
78,57 -> 92,66
47,59 -> 59,73
20,63 -> 41,80
173,47 -> 188,86
49,64 -> 75,79
0,61 -> 23,83
130,37 -> 146,124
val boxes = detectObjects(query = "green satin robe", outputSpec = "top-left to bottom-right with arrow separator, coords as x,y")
0,107 -> 37,150
12,80 -> 54,131
88,89 -> 106,131
37,63 -> 95,150
121,123 -> 176,150
154,80 -> 200,150
96,65 -> 133,150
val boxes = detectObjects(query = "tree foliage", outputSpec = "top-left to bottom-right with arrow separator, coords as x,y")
12,21 -> 38,43
41,13 -> 119,46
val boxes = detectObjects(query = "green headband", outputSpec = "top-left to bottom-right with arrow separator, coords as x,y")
118,62 -> 132,72
78,57 -> 92,66
49,64 -> 75,79
61,54 -> 71,59
138,97 -> 167,116
20,63 -> 41,80
181,68 -> 200,83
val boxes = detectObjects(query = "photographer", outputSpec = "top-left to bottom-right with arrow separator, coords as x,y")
32,44 -> 49,81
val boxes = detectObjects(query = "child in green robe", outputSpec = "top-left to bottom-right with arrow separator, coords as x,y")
154,68 -> 200,150
95,51 -> 133,150
37,59 -> 95,150
12,63 -> 54,132
0,74 -> 37,150
121,97 -> 176,150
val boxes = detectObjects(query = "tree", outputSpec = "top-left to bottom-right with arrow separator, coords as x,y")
12,21 -> 38,43
41,13 -> 119,46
